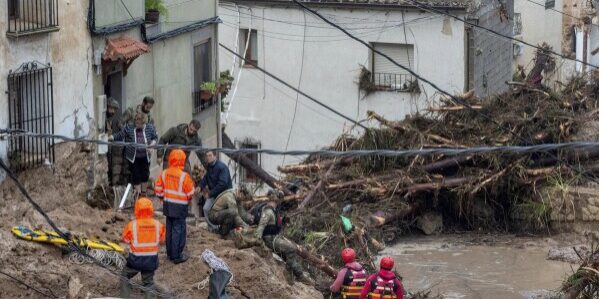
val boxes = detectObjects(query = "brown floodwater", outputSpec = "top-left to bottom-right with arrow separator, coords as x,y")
380,235 -> 575,299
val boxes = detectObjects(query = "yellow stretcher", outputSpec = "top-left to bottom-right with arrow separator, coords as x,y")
11,226 -> 124,253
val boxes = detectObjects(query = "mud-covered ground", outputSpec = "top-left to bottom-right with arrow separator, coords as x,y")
0,143 -> 322,299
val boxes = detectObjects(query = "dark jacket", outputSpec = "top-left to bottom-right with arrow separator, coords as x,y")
112,123 -> 158,163
200,160 -> 232,198
157,124 -> 203,164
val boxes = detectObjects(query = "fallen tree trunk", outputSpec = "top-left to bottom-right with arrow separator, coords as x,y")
278,157 -> 354,174
326,172 -> 400,190
401,175 -> 478,194
427,105 -> 482,112
421,155 -> 474,173
369,202 -> 420,227
295,244 -> 337,278
298,163 -> 336,210
222,132 -> 292,195
242,193 -> 305,209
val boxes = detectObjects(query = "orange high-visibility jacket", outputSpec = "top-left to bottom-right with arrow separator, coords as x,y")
154,167 -> 195,205
122,198 -> 166,257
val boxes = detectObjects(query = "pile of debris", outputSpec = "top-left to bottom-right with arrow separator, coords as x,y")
255,75 -> 599,272
561,243 -> 599,299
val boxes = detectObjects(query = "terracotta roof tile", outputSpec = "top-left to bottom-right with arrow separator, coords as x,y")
103,36 -> 150,62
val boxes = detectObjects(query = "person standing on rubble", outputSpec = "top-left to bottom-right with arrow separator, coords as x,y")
122,96 -> 155,125
157,119 -> 204,171
202,150 -> 252,235
154,149 -> 195,264
250,190 -> 314,285
109,112 -> 158,196
359,257 -> 404,299
330,247 -> 368,298
105,98 -> 124,186
120,197 -> 166,299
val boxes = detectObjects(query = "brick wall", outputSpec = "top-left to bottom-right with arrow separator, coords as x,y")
470,0 -> 514,98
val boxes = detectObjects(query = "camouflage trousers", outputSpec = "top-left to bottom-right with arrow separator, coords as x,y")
263,235 -> 304,277
107,146 -> 126,186
207,191 -> 251,236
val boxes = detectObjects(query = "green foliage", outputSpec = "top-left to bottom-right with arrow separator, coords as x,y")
145,0 -> 168,16
200,81 -> 217,93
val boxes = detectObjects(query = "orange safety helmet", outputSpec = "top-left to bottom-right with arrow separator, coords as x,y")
168,149 -> 186,169
134,197 -> 154,219
341,248 -> 356,263
380,256 -> 394,270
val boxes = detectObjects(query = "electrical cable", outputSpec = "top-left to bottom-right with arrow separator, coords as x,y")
405,0 -> 599,68
0,270 -> 58,299
0,158 -> 181,299
282,10 -> 308,166
4,128 -> 599,158
522,0 -> 599,29
219,43 -> 368,129
290,0 -> 599,185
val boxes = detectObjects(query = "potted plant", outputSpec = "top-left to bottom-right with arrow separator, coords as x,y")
200,81 -> 217,101
217,70 -> 234,98
145,0 -> 168,24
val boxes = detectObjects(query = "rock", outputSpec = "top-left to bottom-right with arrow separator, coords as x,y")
416,212 -> 443,235
68,276 -> 83,299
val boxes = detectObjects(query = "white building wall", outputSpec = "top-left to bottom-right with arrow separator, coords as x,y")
218,4 -> 466,182
0,0 -> 93,174
514,0 -> 577,87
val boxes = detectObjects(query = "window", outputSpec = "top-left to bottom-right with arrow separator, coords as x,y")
240,29 -> 258,66
7,62 -> 55,172
513,13 -> 522,35
238,140 -> 261,183
192,40 -> 214,114
8,0 -> 18,19
545,0 -> 555,9
371,43 -> 417,92
6,0 -> 59,37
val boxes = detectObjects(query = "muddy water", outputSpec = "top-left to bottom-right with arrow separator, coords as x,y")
380,235 -> 574,299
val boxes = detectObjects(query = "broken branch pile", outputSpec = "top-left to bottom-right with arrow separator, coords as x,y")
250,76 -> 599,274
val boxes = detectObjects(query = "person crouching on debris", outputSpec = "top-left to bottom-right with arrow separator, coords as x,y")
109,112 -> 158,196
251,190 -> 314,285
202,150 -> 252,235
121,197 -> 165,299
330,247 -> 368,298
359,257 -> 404,299
154,149 -> 195,264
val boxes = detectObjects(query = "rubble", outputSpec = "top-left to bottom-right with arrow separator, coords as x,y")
250,74 -> 599,280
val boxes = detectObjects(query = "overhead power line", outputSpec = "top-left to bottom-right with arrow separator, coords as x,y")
522,0 -> 599,29
4,128 -> 599,158
219,43 -> 368,129
405,0 -> 599,68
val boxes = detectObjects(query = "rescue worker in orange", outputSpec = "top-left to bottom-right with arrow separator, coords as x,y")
120,197 -> 166,299
359,257 -> 404,299
154,149 -> 195,263
330,248 -> 368,298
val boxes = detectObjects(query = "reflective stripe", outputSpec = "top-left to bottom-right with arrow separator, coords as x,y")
164,197 -> 190,205
131,219 -> 160,248
130,251 -> 158,257
164,190 -> 187,196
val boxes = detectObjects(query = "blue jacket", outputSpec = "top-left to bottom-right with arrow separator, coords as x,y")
200,160 -> 232,198
112,123 -> 158,163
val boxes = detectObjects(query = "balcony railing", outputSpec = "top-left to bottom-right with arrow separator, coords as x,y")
192,91 -> 216,114
372,73 -> 419,92
6,0 -> 59,37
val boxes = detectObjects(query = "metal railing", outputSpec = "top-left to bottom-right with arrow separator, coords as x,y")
6,0 -> 59,37
7,62 -> 55,172
192,91 -> 216,114
372,73 -> 418,92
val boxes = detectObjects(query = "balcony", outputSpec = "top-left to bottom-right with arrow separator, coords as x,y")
6,0 -> 59,38
192,91 -> 216,114
372,73 -> 420,93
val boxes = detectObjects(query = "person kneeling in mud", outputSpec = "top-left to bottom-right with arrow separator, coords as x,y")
250,190 -> 314,285
207,188 -> 253,236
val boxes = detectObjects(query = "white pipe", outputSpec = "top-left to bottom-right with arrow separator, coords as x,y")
119,183 -> 132,209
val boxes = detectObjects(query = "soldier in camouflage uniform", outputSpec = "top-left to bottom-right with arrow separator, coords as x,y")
122,96 -> 155,126
157,119 -> 204,172
105,98 -> 125,186
207,190 -> 253,236
251,190 -> 314,285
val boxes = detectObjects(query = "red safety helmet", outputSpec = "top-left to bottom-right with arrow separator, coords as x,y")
341,248 -> 356,263
380,256 -> 394,270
